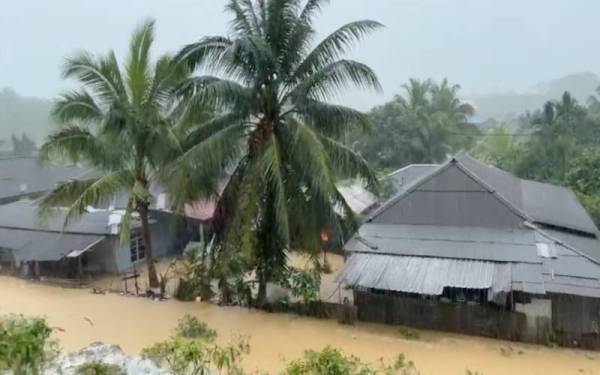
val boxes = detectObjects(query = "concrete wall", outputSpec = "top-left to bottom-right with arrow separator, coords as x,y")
516,298 -> 552,342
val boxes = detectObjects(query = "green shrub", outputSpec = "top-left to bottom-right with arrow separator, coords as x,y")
288,267 -> 321,305
0,315 -> 58,375
397,327 -> 420,340
142,336 -> 249,375
174,315 -> 217,341
76,361 -> 122,375
285,347 -> 419,375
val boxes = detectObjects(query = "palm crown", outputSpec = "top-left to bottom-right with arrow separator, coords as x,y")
39,20 -> 187,289
174,0 -> 382,303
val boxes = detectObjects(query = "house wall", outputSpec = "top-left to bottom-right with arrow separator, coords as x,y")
354,290 -> 529,342
354,290 -> 600,349
114,212 -> 199,272
551,293 -> 600,348
85,237 -> 119,274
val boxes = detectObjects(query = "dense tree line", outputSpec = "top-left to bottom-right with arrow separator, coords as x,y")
350,78 -> 479,170
475,91 -> 600,225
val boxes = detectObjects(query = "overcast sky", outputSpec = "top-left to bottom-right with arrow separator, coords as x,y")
1,0 -> 599,109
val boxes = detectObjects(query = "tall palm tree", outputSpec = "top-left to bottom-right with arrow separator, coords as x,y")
174,0 -> 382,305
38,20 -> 188,290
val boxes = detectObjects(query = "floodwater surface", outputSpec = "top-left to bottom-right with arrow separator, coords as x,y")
0,276 -> 598,375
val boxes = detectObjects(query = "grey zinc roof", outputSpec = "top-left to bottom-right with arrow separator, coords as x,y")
347,224 -> 541,263
456,154 -> 597,234
0,228 -> 104,262
0,158 -> 90,201
371,154 -> 599,236
0,200 -> 111,235
387,164 -> 439,193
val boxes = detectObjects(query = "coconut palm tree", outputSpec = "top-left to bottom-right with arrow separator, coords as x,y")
173,0 -> 382,305
38,19 -> 188,290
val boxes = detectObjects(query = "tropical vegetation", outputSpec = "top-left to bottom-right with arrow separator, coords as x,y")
38,19 -> 189,289
170,0 -> 382,306
351,78 -> 478,169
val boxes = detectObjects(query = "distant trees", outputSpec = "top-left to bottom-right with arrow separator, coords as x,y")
0,132 -> 37,158
10,133 -> 36,157
476,91 -> 600,226
352,78 -> 478,170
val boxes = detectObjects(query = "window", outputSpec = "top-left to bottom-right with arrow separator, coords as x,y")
130,231 -> 146,262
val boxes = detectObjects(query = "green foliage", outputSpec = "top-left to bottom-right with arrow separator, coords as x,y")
351,78 -> 478,169
0,315 -> 58,375
288,267 -> 321,305
39,19 -> 193,289
174,315 -> 217,341
284,347 -> 419,375
76,361 -> 122,375
173,0 -> 382,307
175,244 -> 214,302
142,336 -> 249,375
473,122 -> 524,173
397,327 -> 420,340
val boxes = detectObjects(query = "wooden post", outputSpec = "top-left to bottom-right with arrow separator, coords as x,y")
78,256 -> 83,280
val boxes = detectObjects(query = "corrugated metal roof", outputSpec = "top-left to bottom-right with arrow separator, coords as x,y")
370,154 -> 598,237
0,158 -> 90,201
387,164 -> 439,193
337,183 -> 377,215
0,227 -> 105,262
337,253 -> 511,296
348,224 -> 541,263
457,154 -> 598,234
0,200 -> 111,235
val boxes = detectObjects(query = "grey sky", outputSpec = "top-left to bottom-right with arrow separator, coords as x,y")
1,0 -> 599,110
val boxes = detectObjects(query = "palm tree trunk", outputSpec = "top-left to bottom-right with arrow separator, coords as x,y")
138,204 -> 160,290
256,268 -> 268,308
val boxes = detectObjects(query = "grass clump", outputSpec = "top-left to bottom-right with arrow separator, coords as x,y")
398,326 -> 421,340
76,361 -> 122,375
174,314 -> 217,341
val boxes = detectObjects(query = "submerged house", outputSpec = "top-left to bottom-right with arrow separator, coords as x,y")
337,154 -> 600,348
0,200 -> 198,279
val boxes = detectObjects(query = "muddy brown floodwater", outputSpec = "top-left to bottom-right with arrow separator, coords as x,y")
0,276 -> 598,375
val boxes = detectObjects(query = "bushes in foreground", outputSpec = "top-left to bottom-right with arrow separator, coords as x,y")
0,314 -> 59,375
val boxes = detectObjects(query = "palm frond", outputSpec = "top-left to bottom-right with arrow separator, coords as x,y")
39,170 -> 132,227
318,135 -> 378,192
260,133 -> 290,245
176,36 -> 233,72
295,99 -> 370,136
126,19 -> 155,107
291,20 -> 383,81
63,50 -> 125,103
290,59 -> 381,101
38,124 -> 119,168
52,90 -> 104,124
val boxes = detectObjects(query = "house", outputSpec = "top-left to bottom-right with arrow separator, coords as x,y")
0,157 -> 90,204
0,200 -> 198,279
337,154 -> 600,348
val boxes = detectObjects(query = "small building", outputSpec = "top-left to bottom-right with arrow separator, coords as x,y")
0,200 -> 198,279
337,154 -> 600,348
